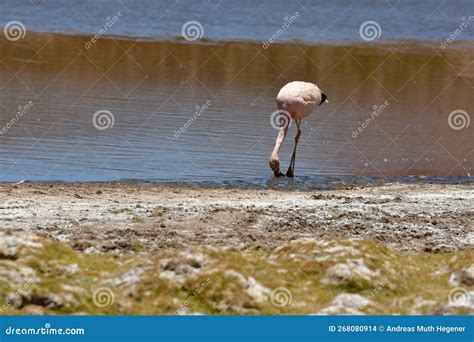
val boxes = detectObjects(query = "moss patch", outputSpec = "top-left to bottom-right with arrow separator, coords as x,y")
0,233 -> 472,315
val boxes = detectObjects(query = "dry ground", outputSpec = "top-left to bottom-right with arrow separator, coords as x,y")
0,182 -> 472,315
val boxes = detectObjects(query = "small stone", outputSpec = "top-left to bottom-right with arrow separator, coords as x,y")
449,264 -> 474,287
22,305 -> 48,315
460,266 -> 474,286
316,306 -> 365,315
330,293 -> 371,308
0,233 -> 42,258
108,268 -> 145,288
0,266 -> 38,285
322,259 -> 377,288
246,277 -> 270,303
224,270 -> 270,304
313,293 -> 370,315
23,293 -> 65,309
61,263 -> 79,275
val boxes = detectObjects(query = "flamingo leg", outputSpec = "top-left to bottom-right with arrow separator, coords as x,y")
286,119 -> 301,177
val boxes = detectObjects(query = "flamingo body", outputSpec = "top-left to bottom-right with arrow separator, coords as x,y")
269,81 -> 328,177
276,81 -> 323,119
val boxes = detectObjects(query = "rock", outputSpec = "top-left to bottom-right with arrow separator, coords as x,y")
224,270 -> 270,304
316,306 -> 365,315
246,277 -> 271,303
22,304 -> 48,315
160,262 -> 201,285
0,233 -> 42,258
179,251 -> 209,269
224,270 -> 271,304
159,252 -> 210,285
1,291 -> 61,312
84,246 -> 100,254
0,265 -> 38,285
185,311 -> 205,315
432,301 -> 474,315
60,263 -> 79,275
61,284 -> 87,295
22,293 -> 65,309
62,293 -> 79,307
322,259 -> 377,288
411,298 -> 437,314
314,293 -> 370,315
449,264 -> 474,287
175,307 -> 204,315
322,245 -> 359,257
431,289 -> 474,315
108,268 -> 145,297
331,293 -> 371,308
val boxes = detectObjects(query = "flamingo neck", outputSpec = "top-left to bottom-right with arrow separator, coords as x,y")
271,126 -> 288,160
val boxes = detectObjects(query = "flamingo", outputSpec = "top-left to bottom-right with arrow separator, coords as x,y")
269,81 -> 328,177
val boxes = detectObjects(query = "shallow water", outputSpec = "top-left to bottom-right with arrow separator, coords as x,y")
0,0 -> 473,185
0,33 -> 472,185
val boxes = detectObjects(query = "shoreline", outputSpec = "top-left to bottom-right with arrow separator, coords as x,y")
11,30 -> 474,50
2,174 -> 473,190
1,181 -> 472,253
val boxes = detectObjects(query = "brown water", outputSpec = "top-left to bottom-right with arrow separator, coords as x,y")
0,33 -> 472,184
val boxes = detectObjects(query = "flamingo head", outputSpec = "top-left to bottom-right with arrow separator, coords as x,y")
320,93 -> 329,105
269,158 -> 284,177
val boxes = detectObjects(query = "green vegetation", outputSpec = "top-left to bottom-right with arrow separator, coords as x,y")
0,233 -> 472,315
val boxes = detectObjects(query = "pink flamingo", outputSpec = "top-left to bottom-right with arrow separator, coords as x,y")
269,81 -> 328,177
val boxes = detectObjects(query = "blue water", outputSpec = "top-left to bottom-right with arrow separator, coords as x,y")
0,0 -> 473,44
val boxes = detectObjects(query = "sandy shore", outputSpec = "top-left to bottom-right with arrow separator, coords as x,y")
1,182 -> 473,253
0,182 -> 473,315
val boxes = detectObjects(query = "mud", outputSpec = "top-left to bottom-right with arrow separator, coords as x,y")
1,182 -> 472,254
